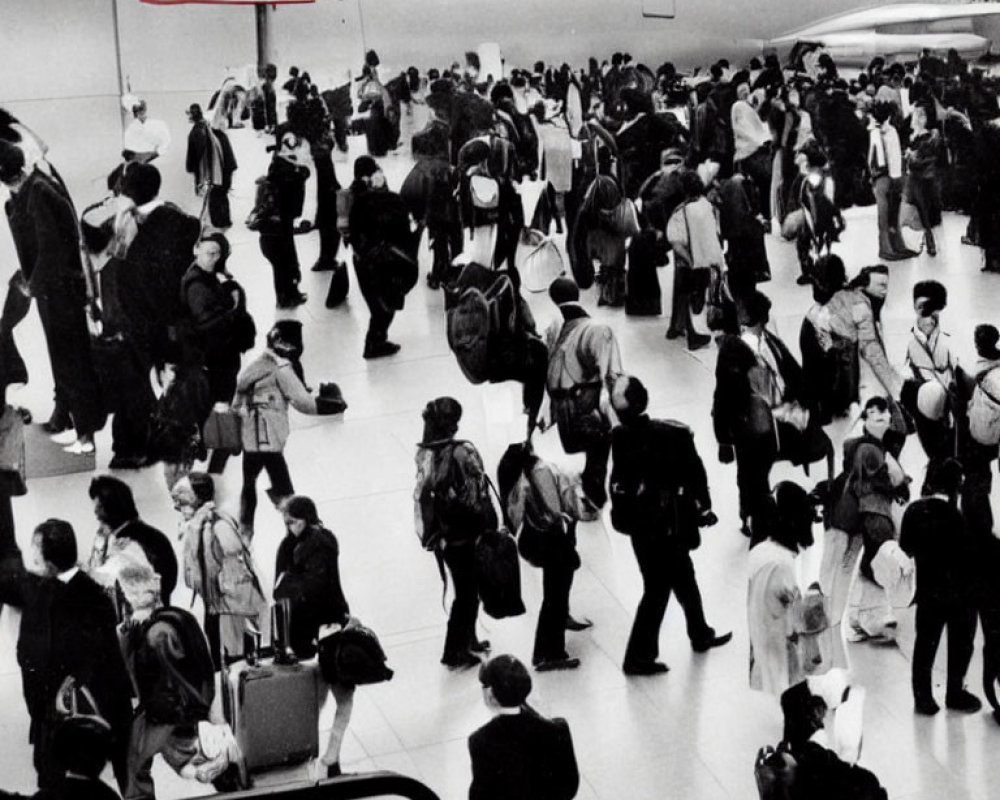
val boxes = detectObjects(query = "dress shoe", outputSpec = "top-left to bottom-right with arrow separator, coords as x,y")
441,651 -> 481,670
565,615 -> 593,632
665,329 -> 684,340
311,259 -> 336,272
51,430 -> 79,445
109,455 -> 148,470
363,341 -> 401,360
623,660 -> 669,676
913,695 -> 940,715
795,274 -> 813,286
277,291 -> 308,309
692,630 -> 733,652
878,251 -> 908,262
469,639 -> 491,653
42,415 -> 71,434
534,657 -> 580,672
899,247 -> 920,258
687,333 -> 712,351
945,689 -> 982,713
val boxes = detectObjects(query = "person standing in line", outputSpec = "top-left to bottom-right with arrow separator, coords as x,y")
609,375 -> 731,676
122,99 -> 170,165
258,130 -> 309,308
414,397 -> 494,670
868,102 -> 918,261
468,655 -> 580,800
0,141 -> 105,455
171,471 -> 266,669
899,458 -> 981,715
0,519 -> 133,793
274,496 -> 357,778
543,276 -> 623,508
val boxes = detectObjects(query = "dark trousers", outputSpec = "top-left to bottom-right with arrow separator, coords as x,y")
735,146 -> 773,219
873,176 -> 908,255
735,440 -> 774,523
441,542 -> 480,659
912,601 -> 977,700
259,229 -> 301,303
205,349 -> 241,406
353,259 -> 395,348
582,433 -> 611,508
533,530 -> 578,664
428,220 -> 461,283
34,713 -> 129,793
239,451 -> 294,529
110,343 -> 156,458
313,146 -> 342,264
960,441 -> 995,538
623,534 -> 710,666
204,611 -> 222,671
36,291 -> 105,437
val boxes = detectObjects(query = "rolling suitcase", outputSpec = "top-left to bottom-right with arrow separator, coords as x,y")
221,604 -> 322,772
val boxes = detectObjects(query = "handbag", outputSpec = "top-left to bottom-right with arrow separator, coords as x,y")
317,623 -> 394,686
780,207 -> 806,241
516,228 -> 565,293
551,382 -> 609,454
202,407 -> 243,454
608,197 -> 641,238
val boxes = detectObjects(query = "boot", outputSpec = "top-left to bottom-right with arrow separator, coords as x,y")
924,229 -> 937,257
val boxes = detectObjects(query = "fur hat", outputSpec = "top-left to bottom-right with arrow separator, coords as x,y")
186,103 -> 204,122
353,155 -> 380,181
421,396 -> 462,443
479,654 -> 532,707
912,279 -> 947,314
549,276 -> 580,305
120,162 -> 161,206
268,319 -> 303,353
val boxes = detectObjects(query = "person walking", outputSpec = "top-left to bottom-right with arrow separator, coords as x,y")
609,375 -> 731,675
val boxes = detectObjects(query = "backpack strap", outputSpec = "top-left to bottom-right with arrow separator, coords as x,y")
977,368 -> 1000,406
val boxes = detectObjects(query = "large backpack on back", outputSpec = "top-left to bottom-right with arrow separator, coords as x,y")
446,263 -> 531,385
417,440 -> 495,550
245,175 -> 279,232
141,606 -> 216,725
969,367 -> 1000,445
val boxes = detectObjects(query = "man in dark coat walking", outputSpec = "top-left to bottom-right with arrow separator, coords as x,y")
0,141 -> 105,453
0,519 -> 133,793
609,375 -> 731,675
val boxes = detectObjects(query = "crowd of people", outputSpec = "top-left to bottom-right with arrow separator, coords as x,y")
3,39 -> 1000,800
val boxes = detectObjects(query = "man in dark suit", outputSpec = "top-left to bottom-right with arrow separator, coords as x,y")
468,655 -> 579,800
609,376 -> 731,675
0,519 -> 133,793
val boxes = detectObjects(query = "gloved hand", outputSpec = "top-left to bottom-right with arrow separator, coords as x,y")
718,444 -> 735,464
316,394 -> 347,415
698,510 -> 719,527
318,382 -> 342,398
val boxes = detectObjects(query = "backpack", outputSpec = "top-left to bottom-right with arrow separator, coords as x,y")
417,441 -> 494,550
446,265 -> 529,385
317,624 -> 394,686
609,425 -> 671,535
827,469 -> 860,534
141,607 -> 216,725
801,175 -> 842,250
244,175 -> 279,231
969,367 -> 1000,445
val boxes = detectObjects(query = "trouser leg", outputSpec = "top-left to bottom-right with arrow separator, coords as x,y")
581,432 -> 611,507
239,452 -> 268,529
912,602 -> 946,700
533,556 -> 574,663
624,534 -> 670,666
670,547 -> 712,643
442,543 -> 479,658
946,606 -> 978,695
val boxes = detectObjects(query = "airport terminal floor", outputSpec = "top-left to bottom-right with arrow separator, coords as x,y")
0,121 -> 998,800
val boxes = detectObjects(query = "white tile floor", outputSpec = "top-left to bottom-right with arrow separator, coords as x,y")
0,124 -> 998,800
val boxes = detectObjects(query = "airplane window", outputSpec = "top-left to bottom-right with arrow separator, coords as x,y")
642,0 -> 676,18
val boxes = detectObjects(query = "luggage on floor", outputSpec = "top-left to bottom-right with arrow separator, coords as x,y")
324,262 -> 350,308
221,656 -> 321,772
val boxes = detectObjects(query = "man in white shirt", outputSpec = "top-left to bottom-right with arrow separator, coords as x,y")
868,102 -> 917,260
121,100 -> 170,164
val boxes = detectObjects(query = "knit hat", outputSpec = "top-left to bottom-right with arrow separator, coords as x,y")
975,323 -> 1000,360
0,140 -> 26,184
120,162 -> 161,206
186,103 -> 204,122
421,396 -> 462,443
548,276 -> 580,305
479,654 -> 532,707
268,319 -> 304,355
354,155 -> 380,181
